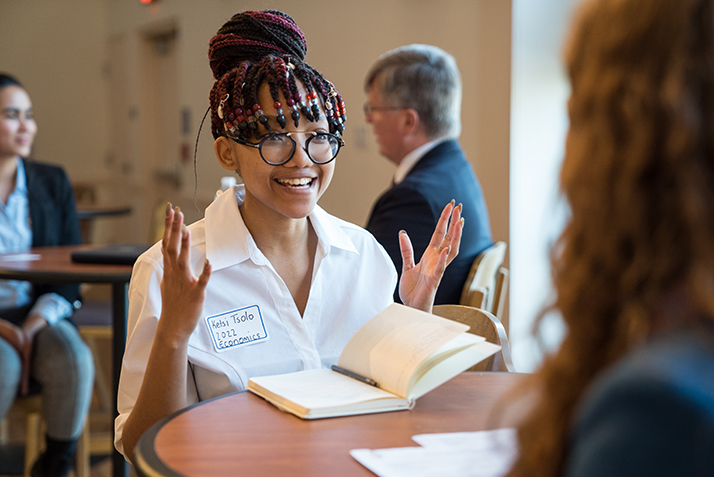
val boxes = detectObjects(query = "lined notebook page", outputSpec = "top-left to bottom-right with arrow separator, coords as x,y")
338,304 -> 468,397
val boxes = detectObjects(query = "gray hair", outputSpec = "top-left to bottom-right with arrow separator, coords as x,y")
364,44 -> 462,139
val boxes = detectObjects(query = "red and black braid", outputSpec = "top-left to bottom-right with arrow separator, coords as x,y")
207,10 -> 346,140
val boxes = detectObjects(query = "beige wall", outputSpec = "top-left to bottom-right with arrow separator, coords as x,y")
0,0 -> 510,244
0,0 -> 109,184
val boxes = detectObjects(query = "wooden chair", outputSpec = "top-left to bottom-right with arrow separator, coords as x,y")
460,241 -> 509,320
0,395 -> 90,477
72,182 -> 97,244
432,304 -> 516,372
78,325 -> 115,458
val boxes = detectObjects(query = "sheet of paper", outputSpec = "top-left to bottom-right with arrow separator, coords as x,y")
350,428 -> 517,477
0,253 -> 40,262
412,428 -> 517,450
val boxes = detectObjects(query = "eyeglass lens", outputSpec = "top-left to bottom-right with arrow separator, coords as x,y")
261,133 -> 341,165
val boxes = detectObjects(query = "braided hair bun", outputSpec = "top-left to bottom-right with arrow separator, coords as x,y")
209,10 -> 306,79
207,10 -> 346,140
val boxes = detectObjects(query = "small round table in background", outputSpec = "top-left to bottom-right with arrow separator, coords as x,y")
76,205 -> 133,244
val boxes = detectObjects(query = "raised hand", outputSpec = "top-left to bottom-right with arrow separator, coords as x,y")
398,201 -> 463,313
157,204 -> 212,345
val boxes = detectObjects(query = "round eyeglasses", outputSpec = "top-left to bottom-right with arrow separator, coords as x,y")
227,131 -> 345,166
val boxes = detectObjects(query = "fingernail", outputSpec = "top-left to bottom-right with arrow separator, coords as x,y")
204,259 -> 210,269
457,203 -> 463,210
181,223 -> 188,238
165,202 -> 172,217
450,199 -> 455,205
399,229 -> 407,235
174,206 -> 180,221
460,217 -> 465,225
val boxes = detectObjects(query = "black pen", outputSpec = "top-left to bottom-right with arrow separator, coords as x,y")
331,365 -> 379,387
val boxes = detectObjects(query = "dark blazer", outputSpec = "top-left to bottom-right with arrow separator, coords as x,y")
565,326 -> 714,477
366,140 -> 492,304
22,158 -> 81,308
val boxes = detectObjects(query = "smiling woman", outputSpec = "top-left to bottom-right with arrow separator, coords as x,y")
214,81 -> 338,227
115,10 -> 465,463
0,73 -> 94,477
0,82 -> 36,167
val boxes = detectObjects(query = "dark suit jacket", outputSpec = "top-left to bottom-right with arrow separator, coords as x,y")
22,158 -> 82,309
366,140 -> 492,304
565,326 -> 714,477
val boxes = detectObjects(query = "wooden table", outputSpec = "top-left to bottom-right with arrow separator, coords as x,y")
135,372 -> 526,477
0,246 -> 133,477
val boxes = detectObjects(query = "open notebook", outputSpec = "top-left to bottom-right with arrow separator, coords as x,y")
248,303 -> 501,419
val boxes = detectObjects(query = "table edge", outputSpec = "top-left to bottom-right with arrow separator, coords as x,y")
0,245 -> 134,283
133,372 -> 527,477
0,269 -> 132,283
134,393 -> 240,477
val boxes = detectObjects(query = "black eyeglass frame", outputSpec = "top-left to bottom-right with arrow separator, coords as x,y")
227,131 -> 345,166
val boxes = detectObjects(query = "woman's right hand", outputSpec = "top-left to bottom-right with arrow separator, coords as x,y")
157,205 -> 212,346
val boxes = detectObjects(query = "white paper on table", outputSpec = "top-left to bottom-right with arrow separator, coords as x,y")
0,253 -> 40,262
350,428 -> 518,477
412,428 -> 517,450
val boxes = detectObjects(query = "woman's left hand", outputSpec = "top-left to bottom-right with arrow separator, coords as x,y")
398,201 -> 463,313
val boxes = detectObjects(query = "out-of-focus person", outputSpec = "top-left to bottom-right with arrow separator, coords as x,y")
506,1 -> 714,476
0,73 -> 93,477
364,44 -> 493,304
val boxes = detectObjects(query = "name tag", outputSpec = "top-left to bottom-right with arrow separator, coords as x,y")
205,305 -> 269,352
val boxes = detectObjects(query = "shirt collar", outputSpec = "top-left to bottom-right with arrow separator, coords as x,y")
393,137 -> 448,185
204,184 -> 358,271
14,158 -> 27,194
204,186 -> 251,271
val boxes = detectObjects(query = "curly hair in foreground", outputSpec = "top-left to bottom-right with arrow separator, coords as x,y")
507,0 -> 714,475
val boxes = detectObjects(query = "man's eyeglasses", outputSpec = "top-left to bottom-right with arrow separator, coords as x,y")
363,102 -> 404,116
227,131 -> 345,166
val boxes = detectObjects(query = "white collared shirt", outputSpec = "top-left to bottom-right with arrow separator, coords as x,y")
116,185 -> 397,454
393,137 -> 448,185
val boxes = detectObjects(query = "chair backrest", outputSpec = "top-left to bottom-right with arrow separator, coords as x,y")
432,304 -> 516,372
460,241 -> 508,317
491,266 -> 509,322
1,395 -> 90,477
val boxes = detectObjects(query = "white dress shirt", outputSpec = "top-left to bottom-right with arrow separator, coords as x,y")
115,185 -> 397,454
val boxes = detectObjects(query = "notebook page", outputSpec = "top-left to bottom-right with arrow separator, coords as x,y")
249,368 -> 399,409
338,304 -> 468,397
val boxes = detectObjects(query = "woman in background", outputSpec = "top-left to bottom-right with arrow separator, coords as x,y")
0,74 -> 94,477
507,0 -> 714,475
116,10 -> 463,461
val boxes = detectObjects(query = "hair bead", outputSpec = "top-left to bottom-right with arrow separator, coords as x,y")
208,10 -> 347,139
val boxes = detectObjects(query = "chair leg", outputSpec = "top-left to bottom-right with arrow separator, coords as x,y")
0,416 -> 8,445
21,413 -> 90,477
75,419 -> 91,477
24,413 -> 43,477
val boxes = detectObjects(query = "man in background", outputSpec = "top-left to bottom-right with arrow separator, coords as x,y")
364,44 -> 492,305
